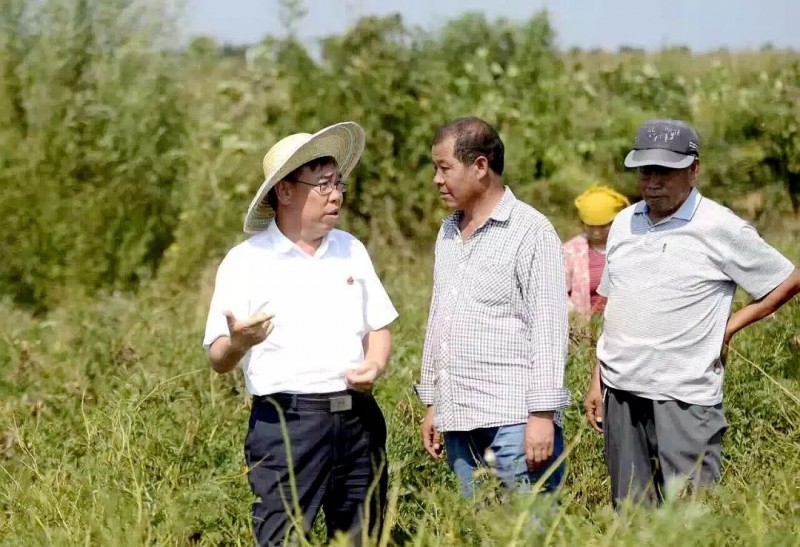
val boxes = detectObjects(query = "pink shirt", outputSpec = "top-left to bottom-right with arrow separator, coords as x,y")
563,234 -> 607,317
588,246 -> 607,314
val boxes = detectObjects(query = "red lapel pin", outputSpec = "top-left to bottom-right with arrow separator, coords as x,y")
346,276 -> 354,285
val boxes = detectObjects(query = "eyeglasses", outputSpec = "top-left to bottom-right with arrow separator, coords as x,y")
287,173 -> 347,196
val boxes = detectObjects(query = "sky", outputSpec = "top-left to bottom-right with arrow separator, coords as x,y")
184,0 -> 800,52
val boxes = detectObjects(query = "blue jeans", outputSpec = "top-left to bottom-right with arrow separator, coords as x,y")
445,423 -> 565,498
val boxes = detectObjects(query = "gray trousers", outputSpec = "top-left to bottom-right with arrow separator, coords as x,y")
603,387 -> 727,507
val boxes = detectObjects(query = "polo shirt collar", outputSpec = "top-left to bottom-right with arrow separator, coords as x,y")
267,219 -> 334,257
634,187 -> 702,222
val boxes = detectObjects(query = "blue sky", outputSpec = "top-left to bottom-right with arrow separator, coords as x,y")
184,0 -> 800,51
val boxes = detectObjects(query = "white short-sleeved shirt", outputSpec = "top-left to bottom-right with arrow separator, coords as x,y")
597,188 -> 795,405
203,220 -> 398,395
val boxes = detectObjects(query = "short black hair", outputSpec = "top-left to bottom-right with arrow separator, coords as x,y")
433,117 -> 504,175
265,155 -> 337,211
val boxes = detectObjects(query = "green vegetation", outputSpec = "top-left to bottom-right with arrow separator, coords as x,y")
1,1 -> 799,544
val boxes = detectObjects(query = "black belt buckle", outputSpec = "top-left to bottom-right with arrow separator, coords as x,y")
330,395 -> 352,413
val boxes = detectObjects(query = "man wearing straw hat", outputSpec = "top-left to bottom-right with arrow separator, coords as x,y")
202,122 -> 398,545
583,118 -> 800,507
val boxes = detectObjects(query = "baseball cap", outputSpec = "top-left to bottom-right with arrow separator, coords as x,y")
624,119 -> 700,169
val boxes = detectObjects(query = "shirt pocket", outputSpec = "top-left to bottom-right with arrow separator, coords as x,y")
470,259 -> 514,307
327,278 -> 367,336
655,241 -> 716,290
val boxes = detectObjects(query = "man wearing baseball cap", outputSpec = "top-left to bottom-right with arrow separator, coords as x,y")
202,122 -> 398,545
583,119 -> 800,506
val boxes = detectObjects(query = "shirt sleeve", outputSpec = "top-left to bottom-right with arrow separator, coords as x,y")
518,226 -> 572,414
354,242 -> 398,332
597,219 -> 620,298
722,224 -> 796,300
202,249 -> 249,351
597,258 -> 610,297
415,281 -> 440,406
415,228 -> 444,406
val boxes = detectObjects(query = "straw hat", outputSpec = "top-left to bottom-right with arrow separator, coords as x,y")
243,122 -> 366,233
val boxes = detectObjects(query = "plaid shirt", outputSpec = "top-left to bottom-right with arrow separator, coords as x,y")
416,187 -> 571,431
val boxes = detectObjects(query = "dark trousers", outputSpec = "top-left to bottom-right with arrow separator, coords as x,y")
244,390 -> 388,546
603,387 -> 727,507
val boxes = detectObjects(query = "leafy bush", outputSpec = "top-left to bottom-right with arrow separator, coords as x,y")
0,0 -> 188,309
2,4 -> 800,306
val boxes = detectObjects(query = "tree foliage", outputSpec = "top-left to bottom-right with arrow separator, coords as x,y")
1,2 -> 799,308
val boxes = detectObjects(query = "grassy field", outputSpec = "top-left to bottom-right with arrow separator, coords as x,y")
1,234 -> 799,546
1,6 -> 800,544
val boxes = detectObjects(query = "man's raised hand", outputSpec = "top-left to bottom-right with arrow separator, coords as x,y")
224,311 -> 274,351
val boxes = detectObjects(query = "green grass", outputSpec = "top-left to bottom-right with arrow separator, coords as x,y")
2,3 -> 800,544
1,240 -> 799,546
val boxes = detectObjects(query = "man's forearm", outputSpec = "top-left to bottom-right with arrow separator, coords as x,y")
591,360 -> 602,391
363,328 -> 392,374
208,336 -> 247,374
727,269 -> 800,340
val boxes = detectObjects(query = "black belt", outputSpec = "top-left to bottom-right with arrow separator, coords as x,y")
253,390 -> 369,413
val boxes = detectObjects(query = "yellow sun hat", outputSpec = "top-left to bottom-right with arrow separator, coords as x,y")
574,186 -> 630,226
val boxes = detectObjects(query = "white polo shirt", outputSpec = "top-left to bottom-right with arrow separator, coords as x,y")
597,188 -> 795,405
203,220 -> 398,396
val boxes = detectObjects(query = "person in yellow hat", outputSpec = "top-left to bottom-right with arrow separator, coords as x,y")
563,186 -> 630,317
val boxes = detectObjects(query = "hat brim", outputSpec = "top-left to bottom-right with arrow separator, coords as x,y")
243,122 -> 365,233
624,149 -> 696,169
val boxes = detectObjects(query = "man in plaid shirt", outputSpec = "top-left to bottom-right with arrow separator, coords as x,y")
416,117 -> 571,498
